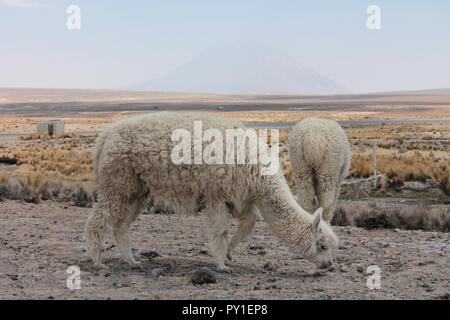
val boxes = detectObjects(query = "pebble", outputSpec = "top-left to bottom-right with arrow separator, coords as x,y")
356,265 -> 365,273
191,267 -> 217,285
417,261 -> 434,266
140,250 -> 161,259
272,284 -> 281,290
340,266 -> 349,273
313,271 -> 324,277
263,262 -> 276,272
151,268 -> 164,277
265,284 -> 281,290
8,274 -> 18,281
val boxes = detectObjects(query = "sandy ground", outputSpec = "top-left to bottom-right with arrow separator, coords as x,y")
0,199 -> 448,300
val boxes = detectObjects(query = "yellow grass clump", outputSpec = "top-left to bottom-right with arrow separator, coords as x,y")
0,170 -> 10,183
18,132 -> 77,141
349,151 -> 449,189
18,171 -> 44,190
346,124 -> 449,141
4,146 -> 93,181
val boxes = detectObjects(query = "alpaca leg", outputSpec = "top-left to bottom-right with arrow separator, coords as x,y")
204,205 -> 232,273
332,163 -> 349,216
294,170 -> 317,214
112,196 -> 147,267
317,174 -> 339,223
227,207 -> 256,261
85,200 -> 108,269
113,220 -> 142,267
332,180 -> 344,217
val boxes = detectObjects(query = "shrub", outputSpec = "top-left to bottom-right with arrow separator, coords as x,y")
74,186 -> 93,208
333,201 -> 449,232
19,172 -> 44,190
440,174 -> 450,196
19,181 -> 40,204
390,203 -> 450,231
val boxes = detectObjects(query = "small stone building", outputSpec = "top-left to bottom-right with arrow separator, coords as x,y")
36,120 -> 65,136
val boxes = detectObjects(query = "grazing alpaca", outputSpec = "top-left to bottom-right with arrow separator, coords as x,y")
289,118 -> 350,222
85,112 -> 338,272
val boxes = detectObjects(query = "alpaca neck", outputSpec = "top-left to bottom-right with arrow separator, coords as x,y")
255,175 -> 314,254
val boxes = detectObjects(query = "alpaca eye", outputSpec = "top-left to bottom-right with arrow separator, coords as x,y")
320,244 -> 328,250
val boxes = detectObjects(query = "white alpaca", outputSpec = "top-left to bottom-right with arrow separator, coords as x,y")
85,112 -> 338,272
288,118 -> 350,222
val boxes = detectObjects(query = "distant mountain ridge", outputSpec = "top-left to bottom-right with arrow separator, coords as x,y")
132,41 -> 347,94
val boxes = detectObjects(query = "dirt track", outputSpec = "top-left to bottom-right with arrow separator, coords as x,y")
0,199 -> 449,300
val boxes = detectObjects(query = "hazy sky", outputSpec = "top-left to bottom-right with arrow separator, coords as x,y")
1,0 -> 449,93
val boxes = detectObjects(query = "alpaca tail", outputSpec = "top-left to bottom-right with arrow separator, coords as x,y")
301,131 -> 326,169
92,131 -> 108,179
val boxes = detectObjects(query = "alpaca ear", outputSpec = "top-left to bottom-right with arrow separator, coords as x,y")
311,208 -> 322,233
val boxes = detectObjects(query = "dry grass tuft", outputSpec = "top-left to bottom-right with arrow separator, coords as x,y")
0,177 -> 95,207
0,170 -> 10,184
18,133 -> 77,141
390,203 -> 449,231
74,185 -> 94,208
18,172 -> 44,190
0,181 -> 40,203
3,146 -> 93,181
349,151 -> 450,192
332,201 -> 450,232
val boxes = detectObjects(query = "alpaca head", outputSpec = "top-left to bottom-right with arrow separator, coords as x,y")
302,208 -> 338,269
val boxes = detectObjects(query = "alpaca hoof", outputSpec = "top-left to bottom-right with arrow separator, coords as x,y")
226,252 -> 233,261
217,266 -> 233,273
93,263 -> 108,270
